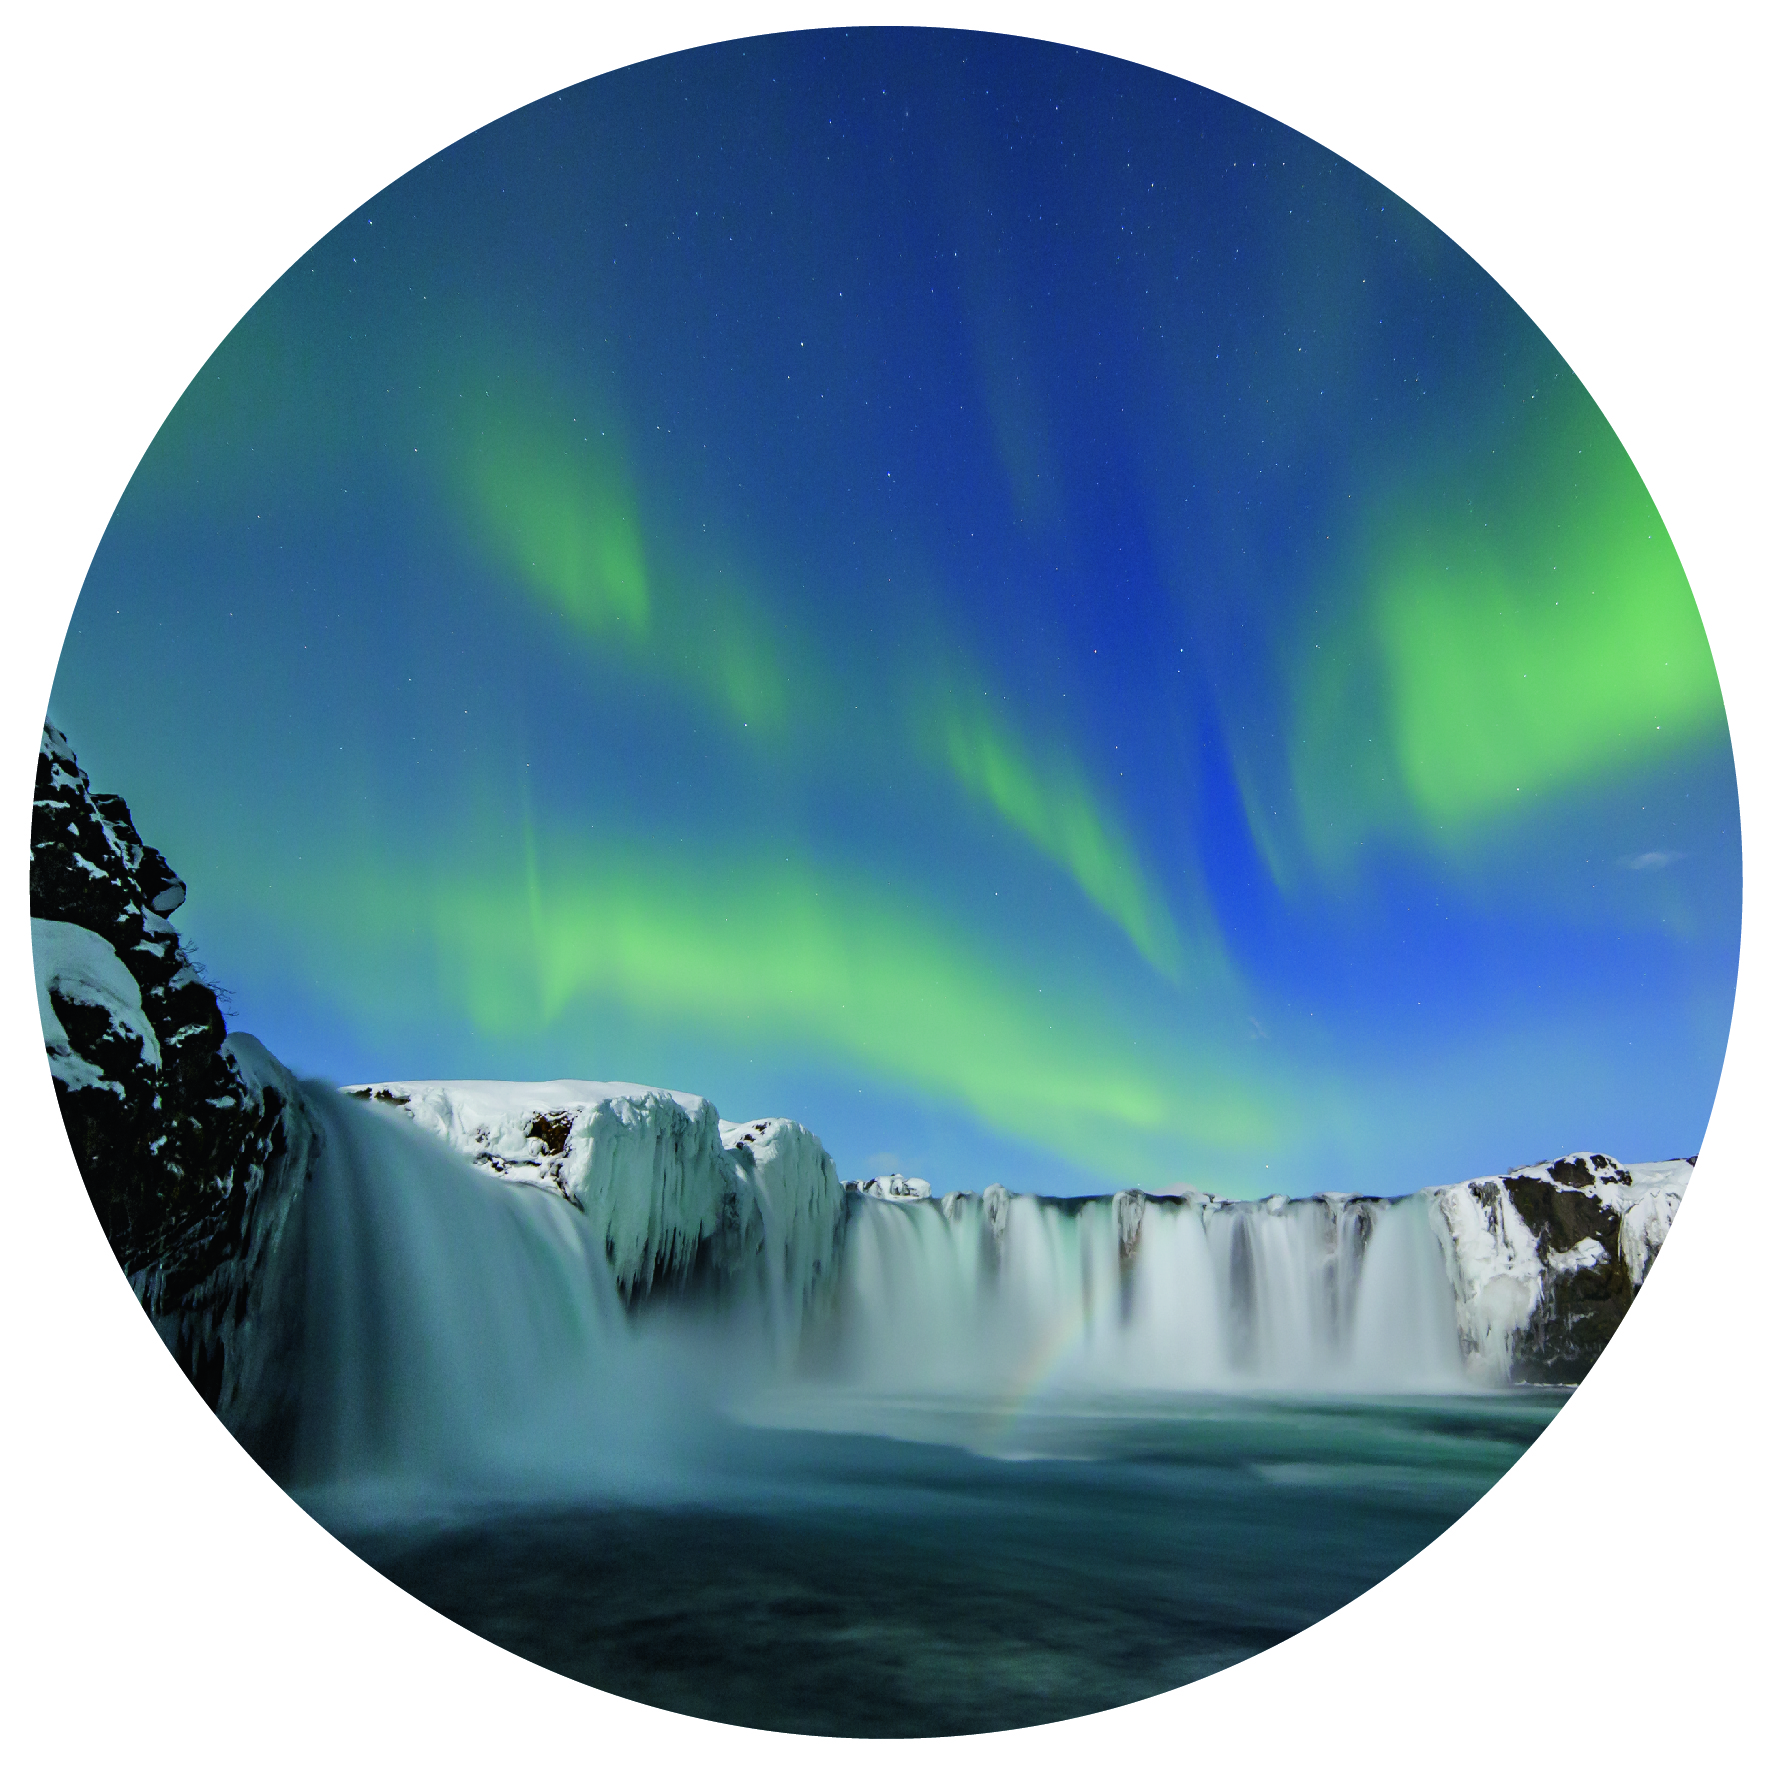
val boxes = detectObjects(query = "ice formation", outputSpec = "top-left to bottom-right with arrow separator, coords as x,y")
341,1080 -> 848,1351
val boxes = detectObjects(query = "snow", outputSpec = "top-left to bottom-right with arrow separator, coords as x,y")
40,719 -> 79,772
1622,1158 -> 1694,1191
222,1030 -> 302,1108
1546,1237 -> 1609,1275
32,916 -> 161,1094
850,1173 -> 931,1200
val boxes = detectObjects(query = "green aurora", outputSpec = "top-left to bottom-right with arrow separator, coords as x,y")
48,30 -> 1738,1197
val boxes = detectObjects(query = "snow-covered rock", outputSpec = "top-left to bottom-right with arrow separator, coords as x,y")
31,722 -> 318,1420
33,916 -> 161,1095
848,1173 -> 931,1201
1429,1152 -> 1691,1382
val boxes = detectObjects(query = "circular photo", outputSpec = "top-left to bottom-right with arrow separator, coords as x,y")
32,25 -> 1738,1738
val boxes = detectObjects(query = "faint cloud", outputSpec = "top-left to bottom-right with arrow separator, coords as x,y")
867,1152 -> 902,1174
1247,1016 -> 1269,1041
1620,850 -> 1684,871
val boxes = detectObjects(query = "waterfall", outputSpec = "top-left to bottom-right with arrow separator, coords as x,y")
822,1188 -> 1471,1397
1348,1193 -> 1469,1388
259,1091 -> 1482,1510
280,1087 -> 776,1517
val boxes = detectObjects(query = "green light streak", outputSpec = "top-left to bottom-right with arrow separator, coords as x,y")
938,698 -> 1190,981
1284,415 -> 1725,871
1373,508 -> 1719,826
467,437 -> 650,637
684,572 -> 796,734
446,355 -> 796,737
323,833 -> 1278,1188
519,773 -> 545,993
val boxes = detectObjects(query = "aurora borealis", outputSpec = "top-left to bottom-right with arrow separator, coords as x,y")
47,27 -> 1738,1199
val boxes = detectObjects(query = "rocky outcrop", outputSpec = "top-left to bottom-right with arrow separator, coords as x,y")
31,722 -> 316,1419
1431,1153 -> 1690,1383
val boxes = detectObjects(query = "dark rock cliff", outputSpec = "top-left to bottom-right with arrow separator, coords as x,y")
31,721 -> 313,1443
1494,1153 -> 1682,1384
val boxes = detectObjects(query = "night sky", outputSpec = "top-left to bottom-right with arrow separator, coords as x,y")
48,28 -> 1739,1199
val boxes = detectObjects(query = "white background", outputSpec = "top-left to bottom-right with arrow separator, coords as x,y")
2,3 -> 1765,1763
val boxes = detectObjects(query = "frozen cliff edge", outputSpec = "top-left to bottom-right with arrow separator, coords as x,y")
339,1080 -> 848,1342
1429,1153 -> 1689,1383
344,1082 -> 1689,1388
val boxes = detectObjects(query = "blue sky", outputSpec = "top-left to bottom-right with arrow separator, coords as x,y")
49,28 -> 1738,1197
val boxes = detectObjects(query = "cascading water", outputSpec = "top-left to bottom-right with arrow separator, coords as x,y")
1347,1193 -> 1469,1388
820,1187 -> 1471,1400
219,1085 -> 1582,1735
263,1088 -> 1484,1511
281,1087 -> 777,1517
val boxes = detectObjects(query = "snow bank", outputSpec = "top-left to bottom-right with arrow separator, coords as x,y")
32,916 -> 161,1094
849,1173 -> 931,1201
